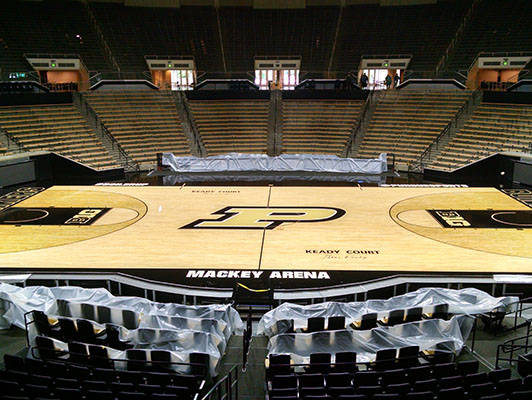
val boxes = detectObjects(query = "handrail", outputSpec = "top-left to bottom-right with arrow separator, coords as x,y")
242,310 -> 252,372
81,95 -> 139,171
435,0 -> 480,74
496,330 -> 532,369
201,364 -> 238,400
343,90 -> 373,157
174,92 -> 205,157
101,124 -> 139,172
415,88 -> 480,170
143,70 -> 153,82
0,126 -> 27,153
85,2 -> 120,72
519,69 -> 530,80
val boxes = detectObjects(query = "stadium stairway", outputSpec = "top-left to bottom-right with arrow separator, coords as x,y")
217,334 -> 268,400
172,92 -> 206,157
0,128 -> 18,157
268,90 -> 282,157
83,90 -> 193,169
419,89 -> 482,168
347,91 -> 383,158
74,92 -> 138,172
354,89 -> 471,170
0,104 -> 119,171
428,101 -> 532,171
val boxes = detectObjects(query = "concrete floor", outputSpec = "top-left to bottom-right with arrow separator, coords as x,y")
0,326 -> 28,366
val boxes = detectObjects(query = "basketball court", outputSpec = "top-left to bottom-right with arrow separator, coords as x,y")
1,185 -> 532,276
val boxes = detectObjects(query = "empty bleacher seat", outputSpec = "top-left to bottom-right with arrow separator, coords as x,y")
84,91 -> 191,167
430,103 -> 532,171
281,100 -> 364,155
0,104 -> 119,170
357,90 -> 471,167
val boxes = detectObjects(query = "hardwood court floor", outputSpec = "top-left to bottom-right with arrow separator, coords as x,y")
0,185 -> 531,272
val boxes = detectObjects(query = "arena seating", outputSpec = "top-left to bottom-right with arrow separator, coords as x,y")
218,7 -> 340,74
0,283 -> 242,384
0,104 -> 118,170
188,99 -> 269,155
281,100 -> 364,155
335,1 -> 472,74
265,357 -> 532,400
430,102 -> 532,171
356,90 -> 471,166
0,0 -> 111,78
84,90 -> 191,167
262,289 -> 527,400
90,3 -> 222,73
445,0 -> 532,73
1,353 -> 206,400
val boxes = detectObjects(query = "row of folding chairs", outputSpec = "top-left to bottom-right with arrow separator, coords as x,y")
268,360 -> 484,393
270,370 -> 531,399
1,376 -> 198,400
55,300 -> 141,330
268,346 -> 431,377
3,355 -> 203,390
269,362 -> 486,390
268,389 -> 532,400
34,336 -> 210,377
1,382 -> 195,400
57,299 -> 234,335
272,305 -> 451,336
32,311 -> 133,350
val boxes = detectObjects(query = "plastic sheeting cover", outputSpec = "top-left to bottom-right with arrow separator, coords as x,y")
161,153 -> 388,174
258,287 -> 518,337
0,283 -> 243,334
32,334 -> 219,376
267,315 -> 475,364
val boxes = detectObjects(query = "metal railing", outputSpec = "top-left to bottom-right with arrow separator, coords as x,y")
0,126 -> 28,153
494,297 -> 532,369
413,88 -> 480,171
342,90 -> 374,157
201,364 -> 238,400
89,71 -> 155,87
435,0 -> 480,74
242,310 -> 253,372
85,3 -> 120,72
81,96 -> 139,171
175,91 -> 205,157
495,331 -> 532,370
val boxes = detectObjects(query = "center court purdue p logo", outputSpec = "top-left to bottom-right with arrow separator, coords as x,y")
181,206 -> 345,229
